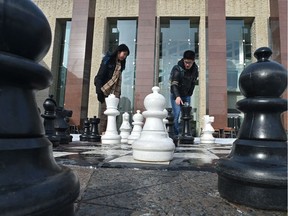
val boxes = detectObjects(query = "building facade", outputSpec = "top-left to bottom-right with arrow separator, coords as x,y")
33,0 -> 287,135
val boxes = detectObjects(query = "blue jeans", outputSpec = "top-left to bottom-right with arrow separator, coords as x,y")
170,95 -> 191,135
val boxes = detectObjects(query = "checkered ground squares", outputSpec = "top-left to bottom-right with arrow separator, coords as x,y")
53,137 -> 235,170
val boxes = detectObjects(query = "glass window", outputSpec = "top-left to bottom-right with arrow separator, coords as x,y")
107,18 -> 137,122
56,20 -> 71,107
226,19 -> 252,111
159,18 -> 199,109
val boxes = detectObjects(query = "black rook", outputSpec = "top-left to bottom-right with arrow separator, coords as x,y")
0,1 -> 79,215
217,47 -> 287,210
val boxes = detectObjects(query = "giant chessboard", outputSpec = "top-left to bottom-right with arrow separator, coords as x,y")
53,137 -> 234,171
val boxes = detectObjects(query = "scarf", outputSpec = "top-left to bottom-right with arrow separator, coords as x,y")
101,62 -> 122,97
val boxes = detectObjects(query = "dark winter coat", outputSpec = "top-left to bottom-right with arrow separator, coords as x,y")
94,52 -> 126,95
170,59 -> 198,99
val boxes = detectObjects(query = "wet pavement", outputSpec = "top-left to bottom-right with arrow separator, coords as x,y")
53,137 -> 287,216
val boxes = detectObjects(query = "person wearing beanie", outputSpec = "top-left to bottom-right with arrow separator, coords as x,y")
94,44 -> 130,134
170,50 -> 199,136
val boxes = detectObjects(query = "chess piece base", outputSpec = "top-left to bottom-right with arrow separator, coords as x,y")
178,135 -> 194,145
217,139 -> 287,210
88,136 -> 101,142
132,135 -> 175,162
200,134 -> 215,144
101,135 -> 121,144
0,138 -> 79,215
80,134 -> 88,141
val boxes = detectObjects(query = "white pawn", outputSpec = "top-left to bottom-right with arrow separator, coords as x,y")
132,86 -> 175,162
101,94 -> 121,144
119,112 -> 131,144
127,110 -> 144,144
200,115 -> 216,144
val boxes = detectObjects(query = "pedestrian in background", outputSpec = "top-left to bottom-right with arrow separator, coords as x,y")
94,44 -> 130,134
170,50 -> 198,135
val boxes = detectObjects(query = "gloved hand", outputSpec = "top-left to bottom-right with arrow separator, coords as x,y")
97,92 -> 105,103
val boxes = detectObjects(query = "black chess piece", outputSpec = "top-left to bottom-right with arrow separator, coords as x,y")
178,103 -> 195,145
217,47 -> 287,210
54,107 -> 73,144
0,1 -> 79,215
41,95 -> 60,147
80,118 -> 91,141
88,116 -> 101,142
166,108 -> 177,145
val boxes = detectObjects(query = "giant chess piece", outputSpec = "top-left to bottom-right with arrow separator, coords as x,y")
41,95 -> 60,147
119,112 -> 132,144
200,115 -> 216,144
127,110 -> 144,144
54,107 -> 73,144
80,118 -> 91,141
166,107 -> 177,145
101,94 -> 121,144
87,116 -> 101,142
132,86 -> 175,161
217,47 -> 287,210
0,1 -> 79,215
178,103 -> 194,145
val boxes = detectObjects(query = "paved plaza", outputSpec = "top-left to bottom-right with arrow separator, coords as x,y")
53,137 -> 287,216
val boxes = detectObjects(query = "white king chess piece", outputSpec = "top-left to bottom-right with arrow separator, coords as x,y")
200,115 -> 216,144
119,112 -> 131,144
132,86 -> 175,161
101,94 -> 121,144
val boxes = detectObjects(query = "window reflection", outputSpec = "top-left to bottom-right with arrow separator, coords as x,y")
159,18 -> 199,109
107,19 -> 137,117
56,20 -> 71,107
226,19 -> 252,111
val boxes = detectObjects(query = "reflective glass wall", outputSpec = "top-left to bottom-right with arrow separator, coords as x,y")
107,19 -> 137,117
56,20 -> 71,107
159,18 -> 199,109
226,19 -> 252,128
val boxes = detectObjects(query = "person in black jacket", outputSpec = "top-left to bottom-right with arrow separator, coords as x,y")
94,44 -> 130,133
170,50 -> 198,135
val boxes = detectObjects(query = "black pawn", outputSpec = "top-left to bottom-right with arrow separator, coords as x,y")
80,118 -> 91,141
88,116 -> 101,142
0,1 -> 79,214
217,47 -> 287,210
178,103 -> 194,145
54,107 -> 72,144
41,95 -> 60,147
166,108 -> 177,145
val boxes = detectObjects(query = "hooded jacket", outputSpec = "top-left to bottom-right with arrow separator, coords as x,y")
170,59 -> 198,99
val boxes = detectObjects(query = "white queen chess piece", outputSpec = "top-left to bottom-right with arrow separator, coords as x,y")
200,115 -> 216,144
101,94 -> 121,144
119,112 -> 131,144
127,110 -> 144,144
132,86 -> 175,161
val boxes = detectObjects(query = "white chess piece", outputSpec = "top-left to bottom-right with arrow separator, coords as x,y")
119,112 -> 131,144
132,86 -> 175,162
127,110 -> 144,144
200,115 -> 216,144
101,94 -> 121,144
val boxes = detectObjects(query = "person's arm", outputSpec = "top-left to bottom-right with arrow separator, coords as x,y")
94,61 -> 107,103
170,66 -> 183,105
